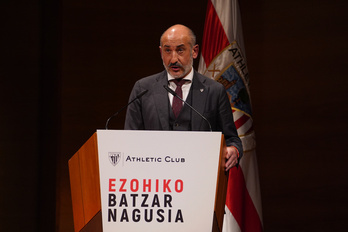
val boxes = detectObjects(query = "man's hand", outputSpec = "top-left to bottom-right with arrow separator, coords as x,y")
225,146 -> 239,171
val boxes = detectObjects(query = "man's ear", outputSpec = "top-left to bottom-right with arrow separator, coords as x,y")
192,44 -> 199,59
159,46 -> 163,58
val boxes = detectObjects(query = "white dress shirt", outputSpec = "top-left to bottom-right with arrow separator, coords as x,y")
167,67 -> 193,106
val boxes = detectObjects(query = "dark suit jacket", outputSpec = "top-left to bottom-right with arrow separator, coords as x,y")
124,70 -> 243,157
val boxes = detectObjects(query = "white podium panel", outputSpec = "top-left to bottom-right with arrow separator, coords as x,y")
96,130 -> 222,232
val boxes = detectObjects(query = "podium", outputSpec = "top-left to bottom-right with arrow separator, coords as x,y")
69,130 -> 228,232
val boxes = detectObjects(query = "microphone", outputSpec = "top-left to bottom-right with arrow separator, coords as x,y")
163,85 -> 212,131
105,89 -> 148,129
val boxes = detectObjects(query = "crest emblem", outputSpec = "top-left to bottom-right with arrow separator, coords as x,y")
108,152 -> 121,166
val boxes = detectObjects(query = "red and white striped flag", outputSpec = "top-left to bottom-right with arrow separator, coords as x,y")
198,0 -> 263,231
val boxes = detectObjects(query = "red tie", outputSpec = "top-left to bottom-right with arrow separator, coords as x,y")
172,78 -> 187,118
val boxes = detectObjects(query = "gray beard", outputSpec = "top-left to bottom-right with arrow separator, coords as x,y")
163,58 -> 193,79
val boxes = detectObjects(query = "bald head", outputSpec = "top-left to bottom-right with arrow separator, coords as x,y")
160,24 -> 196,48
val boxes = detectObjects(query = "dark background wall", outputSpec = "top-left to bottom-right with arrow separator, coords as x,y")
1,0 -> 347,231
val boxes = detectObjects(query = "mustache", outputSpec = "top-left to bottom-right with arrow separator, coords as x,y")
168,62 -> 183,68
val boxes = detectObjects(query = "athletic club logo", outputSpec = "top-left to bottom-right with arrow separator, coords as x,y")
108,152 -> 121,166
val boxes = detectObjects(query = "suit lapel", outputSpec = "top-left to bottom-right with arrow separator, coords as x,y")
152,70 -> 208,131
153,71 -> 171,130
191,72 -> 208,130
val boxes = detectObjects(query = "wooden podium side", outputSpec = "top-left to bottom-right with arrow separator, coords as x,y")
69,132 -> 228,232
69,133 -> 101,232
213,136 -> 229,232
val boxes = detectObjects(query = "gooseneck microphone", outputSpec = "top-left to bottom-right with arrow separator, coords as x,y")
163,85 -> 212,132
105,89 -> 148,129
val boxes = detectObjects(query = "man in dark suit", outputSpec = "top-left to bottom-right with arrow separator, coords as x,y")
125,24 -> 242,171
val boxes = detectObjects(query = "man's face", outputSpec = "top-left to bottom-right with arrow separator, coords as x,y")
160,29 -> 198,79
